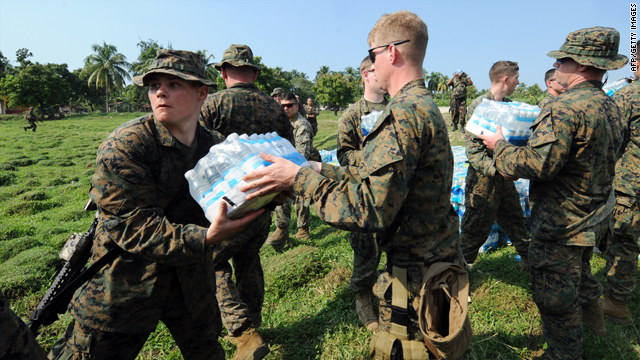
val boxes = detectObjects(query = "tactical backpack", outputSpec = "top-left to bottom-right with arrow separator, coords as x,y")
370,262 -> 472,360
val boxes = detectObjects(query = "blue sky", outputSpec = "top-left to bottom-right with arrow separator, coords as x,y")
0,0 -> 635,90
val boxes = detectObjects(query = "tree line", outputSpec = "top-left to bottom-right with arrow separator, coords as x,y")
0,41 -> 545,117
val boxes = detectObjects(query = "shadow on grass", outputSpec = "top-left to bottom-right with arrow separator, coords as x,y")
314,134 -> 338,151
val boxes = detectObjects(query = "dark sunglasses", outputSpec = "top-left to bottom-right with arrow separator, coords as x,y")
368,39 -> 411,64
556,58 -> 571,65
282,103 -> 297,109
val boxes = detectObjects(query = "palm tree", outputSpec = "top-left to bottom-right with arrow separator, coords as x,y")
196,49 -> 218,83
315,65 -> 330,81
82,42 -> 132,113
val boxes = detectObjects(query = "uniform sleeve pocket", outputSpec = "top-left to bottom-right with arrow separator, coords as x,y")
359,125 -> 403,179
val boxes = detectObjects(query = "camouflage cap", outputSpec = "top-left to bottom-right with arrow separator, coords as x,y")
214,44 -> 262,71
132,49 -> 215,87
271,87 -> 285,96
547,27 -> 629,70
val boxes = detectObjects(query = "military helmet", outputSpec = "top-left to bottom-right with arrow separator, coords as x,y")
547,27 -> 629,70
132,49 -> 215,87
214,44 -> 262,71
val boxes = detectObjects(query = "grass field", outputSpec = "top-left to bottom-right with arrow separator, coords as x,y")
1,110 -> 638,359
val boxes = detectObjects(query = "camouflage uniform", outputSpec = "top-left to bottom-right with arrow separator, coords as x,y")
274,113 -> 313,230
537,91 -> 556,110
336,96 -> 389,295
293,79 -> 460,340
491,28 -> 629,359
0,289 -> 47,360
201,44 -> 295,337
304,104 -> 319,136
48,50 -> 227,360
24,108 -> 39,132
49,115 -> 227,360
460,92 -> 531,265
604,80 -> 640,303
450,75 -> 471,129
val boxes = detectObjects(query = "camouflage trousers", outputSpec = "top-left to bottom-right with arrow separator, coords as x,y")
0,289 -> 47,360
48,274 -> 224,360
604,193 -> 640,303
213,211 -> 271,336
530,222 -> 607,360
349,232 -> 382,294
274,195 -> 310,229
25,122 -> 37,132
460,172 -> 530,264
450,96 -> 467,128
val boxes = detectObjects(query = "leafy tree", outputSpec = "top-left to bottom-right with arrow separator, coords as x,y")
0,62 -> 72,116
315,65 -> 330,81
69,68 -> 102,112
123,84 -> 149,111
16,48 -> 33,67
0,51 -> 12,79
196,49 -> 220,91
254,56 -> 291,95
466,84 -> 480,102
313,72 -> 354,115
289,70 -> 314,103
81,42 -> 132,113
132,39 -> 164,76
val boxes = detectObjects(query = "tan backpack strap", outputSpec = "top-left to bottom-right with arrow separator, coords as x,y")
423,337 -> 441,360
390,266 -> 409,340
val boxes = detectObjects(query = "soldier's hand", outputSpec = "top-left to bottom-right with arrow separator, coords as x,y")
499,171 -> 519,181
205,202 -> 264,246
241,153 -> 300,201
477,124 -> 505,151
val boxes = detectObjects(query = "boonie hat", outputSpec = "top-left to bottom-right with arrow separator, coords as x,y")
132,50 -> 215,86
214,44 -> 262,71
271,87 -> 285,96
547,27 -> 629,70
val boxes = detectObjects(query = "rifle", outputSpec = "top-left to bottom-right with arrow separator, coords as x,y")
27,200 -> 121,336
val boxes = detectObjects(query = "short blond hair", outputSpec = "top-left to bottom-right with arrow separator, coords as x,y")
360,56 -> 372,74
367,10 -> 429,67
489,61 -> 519,84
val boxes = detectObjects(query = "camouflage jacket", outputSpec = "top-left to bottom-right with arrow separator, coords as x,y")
293,79 -> 459,266
200,82 -> 294,143
70,114 -> 225,332
612,81 -> 640,198
493,81 -> 625,245
0,289 -> 47,359
537,92 -> 556,110
304,105 -> 319,136
291,113 -> 313,159
451,76 -> 471,98
336,96 -> 389,166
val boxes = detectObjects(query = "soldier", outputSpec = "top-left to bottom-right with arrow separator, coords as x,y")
271,87 -> 284,103
479,27 -> 628,359
538,68 -> 566,109
241,10 -> 462,351
336,55 -> 388,332
295,94 -> 307,118
460,61 -> 531,270
47,50 -> 263,360
23,107 -> 41,132
0,288 -> 47,360
304,97 -> 319,136
446,69 -> 473,131
200,44 -> 294,360
600,41 -> 640,326
267,93 -> 314,244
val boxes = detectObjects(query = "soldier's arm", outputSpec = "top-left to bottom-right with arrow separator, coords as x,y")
90,136 -> 210,266
466,77 -> 473,86
493,110 -> 571,180
337,107 -> 364,166
294,123 -> 313,159
292,110 -> 420,233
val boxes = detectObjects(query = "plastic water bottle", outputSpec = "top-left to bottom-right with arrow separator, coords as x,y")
269,132 -> 310,167
361,110 -> 383,136
602,78 -> 631,97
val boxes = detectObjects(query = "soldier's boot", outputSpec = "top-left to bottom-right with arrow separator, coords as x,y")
231,328 -> 270,360
294,227 -> 310,240
356,293 -> 379,332
265,227 -> 288,246
600,297 -> 633,325
452,124 -> 458,131
582,300 -> 607,336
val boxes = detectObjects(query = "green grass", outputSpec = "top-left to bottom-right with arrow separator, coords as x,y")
1,111 -> 638,359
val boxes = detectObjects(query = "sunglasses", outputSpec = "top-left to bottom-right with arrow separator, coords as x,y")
556,58 -> 571,65
368,39 -> 411,64
282,103 -> 297,109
